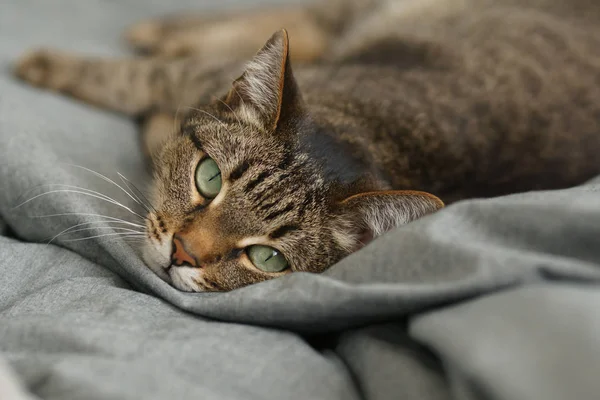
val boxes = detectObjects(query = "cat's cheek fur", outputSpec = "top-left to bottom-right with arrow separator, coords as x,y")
141,237 -> 172,283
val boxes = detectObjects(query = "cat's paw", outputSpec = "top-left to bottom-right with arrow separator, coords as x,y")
14,49 -> 74,90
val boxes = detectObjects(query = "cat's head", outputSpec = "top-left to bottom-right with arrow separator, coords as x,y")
142,30 -> 443,292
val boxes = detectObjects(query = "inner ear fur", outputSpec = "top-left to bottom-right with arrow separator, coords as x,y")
339,190 -> 444,240
222,29 -> 303,132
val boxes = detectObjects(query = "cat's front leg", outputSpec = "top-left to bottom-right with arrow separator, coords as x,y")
15,49 -> 160,115
15,49 -> 91,93
14,50 -> 228,116
124,0 -> 384,60
124,6 -> 332,62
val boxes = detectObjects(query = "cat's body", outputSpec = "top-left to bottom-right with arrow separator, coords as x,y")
15,0 -> 600,291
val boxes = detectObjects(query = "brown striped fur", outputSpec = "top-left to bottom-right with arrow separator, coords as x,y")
14,0 -> 600,291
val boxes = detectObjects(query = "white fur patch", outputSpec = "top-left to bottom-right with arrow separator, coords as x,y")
169,266 -> 203,292
362,196 -> 439,236
237,104 -> 264,129
169,266 -> 214,292
334,194 -> 441,252
332,220 -> 359,253
363,202 -> 410,237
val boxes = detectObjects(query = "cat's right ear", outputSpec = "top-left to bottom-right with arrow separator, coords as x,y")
334,190 -> 444,251
222,29 -> 303,132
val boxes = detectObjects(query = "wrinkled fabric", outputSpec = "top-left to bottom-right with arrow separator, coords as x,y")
1,1 -> 600,399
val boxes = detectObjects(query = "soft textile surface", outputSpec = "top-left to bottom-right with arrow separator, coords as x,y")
2,1 -> 600,399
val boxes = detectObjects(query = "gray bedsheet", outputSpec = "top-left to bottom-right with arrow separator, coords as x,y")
2,1 -> 600,399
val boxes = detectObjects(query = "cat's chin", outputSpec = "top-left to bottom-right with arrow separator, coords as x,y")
167,266 -> 207,292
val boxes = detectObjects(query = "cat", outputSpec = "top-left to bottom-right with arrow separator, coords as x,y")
14,0 -> 600,292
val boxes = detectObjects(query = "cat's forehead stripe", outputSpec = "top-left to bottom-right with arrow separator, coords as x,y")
244,170 -> 270,192
186,130 -> 203,151
264,203 -> 295,221
269,224 -> 299,239
229,160 -> 251,181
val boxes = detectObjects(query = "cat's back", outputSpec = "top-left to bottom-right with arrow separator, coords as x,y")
297,0 -> 600,199
333,0 -> 600,65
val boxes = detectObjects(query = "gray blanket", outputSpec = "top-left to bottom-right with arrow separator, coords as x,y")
2,1 -> 600,399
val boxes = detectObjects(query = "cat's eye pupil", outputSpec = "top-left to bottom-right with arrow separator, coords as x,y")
195,157 -> 222,199
247,245 -> 289,273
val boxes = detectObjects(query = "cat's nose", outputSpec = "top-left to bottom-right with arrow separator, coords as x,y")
171,235 -> 198,268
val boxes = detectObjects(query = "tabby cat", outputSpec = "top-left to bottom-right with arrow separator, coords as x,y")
14,0 -> 600,292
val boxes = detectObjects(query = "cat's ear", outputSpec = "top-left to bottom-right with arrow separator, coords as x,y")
223,29 -> 302,131
336,190 -> 444,250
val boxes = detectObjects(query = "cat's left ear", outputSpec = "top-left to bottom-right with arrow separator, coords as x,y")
336,190 -> 444,250
223,29 -> 303,132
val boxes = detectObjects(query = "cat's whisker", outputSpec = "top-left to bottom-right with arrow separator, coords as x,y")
117,172 -> 157,213
14,184 -> 127,211
117,174 -> 151,214
47,220 -> 146,244
15,189 -> 146,220
14,182 -> 73,206
62,232 -> 147,243
185,106 -> 231,132
62,226 -> 145,236
55,218 -> 145,234
122,235 -> 146,240
122,239 -> 147,245
33,212 -> 145,228
215,97 -> 244,129
65,164 -> 148,212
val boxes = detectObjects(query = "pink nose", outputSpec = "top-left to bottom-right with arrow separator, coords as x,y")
171,236 -> 198,267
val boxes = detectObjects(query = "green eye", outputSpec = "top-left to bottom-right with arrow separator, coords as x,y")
247,245 -> 289,273
195,157 -> 222,199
